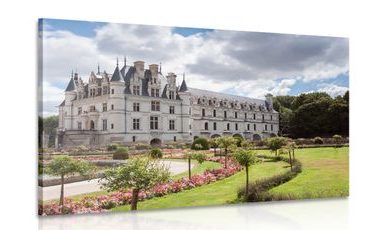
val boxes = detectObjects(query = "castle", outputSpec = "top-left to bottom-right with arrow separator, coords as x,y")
56,58 -> 279,147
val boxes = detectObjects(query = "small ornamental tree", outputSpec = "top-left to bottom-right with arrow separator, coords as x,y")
186,152 -> 207,179
266,137 -> 287,156
101,157 -> 170,210
233,149 -> 258,198
208,138 -> 219,155
217,136 -> 237,168
286,141 -> 297,160
149,148 -> 163,159
46,156 -> 93,207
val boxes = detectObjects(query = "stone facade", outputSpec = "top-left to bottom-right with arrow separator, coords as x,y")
56,59 -> 278,148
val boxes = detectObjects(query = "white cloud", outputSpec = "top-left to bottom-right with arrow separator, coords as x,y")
42,81 -> 64,116
317,83 -> 349,97
41,22 -> 349,115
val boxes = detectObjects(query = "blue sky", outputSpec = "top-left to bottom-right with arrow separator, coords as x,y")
40,18 -> 349,116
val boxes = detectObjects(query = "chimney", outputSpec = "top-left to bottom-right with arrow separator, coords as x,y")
265,93 -> 273,109
134,61 -> 145,72
149,64 -> 159,76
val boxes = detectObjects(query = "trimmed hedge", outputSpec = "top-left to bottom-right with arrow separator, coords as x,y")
113,147 -> 129,160
191,137 -> 209,150
237,155 -> 302,202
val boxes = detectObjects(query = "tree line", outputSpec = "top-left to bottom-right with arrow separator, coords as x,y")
39,115 -> 58,148
273,91 -> 349,138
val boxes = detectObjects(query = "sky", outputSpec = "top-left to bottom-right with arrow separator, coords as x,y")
39,18 -> 349,117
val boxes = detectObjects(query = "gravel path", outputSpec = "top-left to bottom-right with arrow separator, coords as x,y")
39,160 -> 193,201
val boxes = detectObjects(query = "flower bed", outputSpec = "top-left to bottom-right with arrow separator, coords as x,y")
39,157 -> 241,215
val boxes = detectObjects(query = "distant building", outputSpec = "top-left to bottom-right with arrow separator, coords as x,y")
56,59 -> 278,147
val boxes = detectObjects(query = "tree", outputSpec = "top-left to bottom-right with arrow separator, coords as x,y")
272,91 -> 349,138
233,149 -> 258,198
40,115 -> 59,148
208,138 -> 219,155
286,141 -> 297,160
101,157 -> 170,210
186,152 -> 206,179
46,156 -> 93,207
266,137 -> 287,156
217,136 -> 237,168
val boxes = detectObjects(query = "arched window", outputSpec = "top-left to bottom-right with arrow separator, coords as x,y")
90,120 -> 95,130
204,122 -> 208,130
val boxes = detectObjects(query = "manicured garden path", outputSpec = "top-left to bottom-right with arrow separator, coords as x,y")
112,160 -> 290,211
40,159 -> 197,201
268,147 -> 349,198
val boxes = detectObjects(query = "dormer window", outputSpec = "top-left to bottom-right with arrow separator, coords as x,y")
151,88 -> 159,97
169,91 -> 175,100
133,85 -> 140,95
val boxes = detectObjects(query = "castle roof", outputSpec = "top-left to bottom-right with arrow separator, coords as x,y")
179,79 -> 188,92
187,87 -> 265,105
110,65 -> 124,81
65,77 -> 76,92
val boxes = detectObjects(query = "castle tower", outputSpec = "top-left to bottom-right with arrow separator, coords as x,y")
178,73 -> 191,137
63,75 -> 77,130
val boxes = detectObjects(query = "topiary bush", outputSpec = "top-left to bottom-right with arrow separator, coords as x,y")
107,144 -> 118,152
191,137 -> 209,150
149,148 -> 163,159
313,136 -> 324,144
113,147 -> 129,160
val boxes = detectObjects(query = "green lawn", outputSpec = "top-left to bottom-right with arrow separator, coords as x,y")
268,147 -> 349,198
113,147 -> 349,211
112,160 -> 290,211
171,160 -> 221,180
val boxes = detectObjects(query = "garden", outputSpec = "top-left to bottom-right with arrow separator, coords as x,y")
38,135 -> 349,216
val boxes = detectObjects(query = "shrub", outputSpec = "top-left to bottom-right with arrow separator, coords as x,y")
254,140 -> 265,147
237,156 -> 302,202
191,137 -> 209,150
313,137 -> 324,144
134,143 -> 151,150
107,144 -> 118,151
295,138 -> 314,145
149,148 -> 163,159
333,134 -> 343,147
113,147 -> 129,160
241,140 -> 254,149
233,136 -> 243,147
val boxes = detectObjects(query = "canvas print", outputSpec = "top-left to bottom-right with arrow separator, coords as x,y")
38,18 -> 349,216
